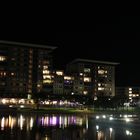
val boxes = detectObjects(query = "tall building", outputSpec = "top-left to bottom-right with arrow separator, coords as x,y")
66,59 -> 119,98
0,41 -> 56,98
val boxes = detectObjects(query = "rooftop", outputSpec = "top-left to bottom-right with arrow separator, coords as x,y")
69,58 -> 119,65
0,40 -> 57,50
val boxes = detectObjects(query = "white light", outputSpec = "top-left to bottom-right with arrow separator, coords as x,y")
126,118 -> 130,122
96,125 -> 99,130
9,105 -> 13,108
124,115 -> 127,118
102,115 -> 106,119
96,116 -> 99,119
109,128 -> 113,132
1,117 -> 5,130
109,117 -> 113,120
20,105 -> 24,108
126,130 -> 132,136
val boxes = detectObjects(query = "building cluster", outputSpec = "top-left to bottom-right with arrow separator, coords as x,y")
0,41 -> 118,100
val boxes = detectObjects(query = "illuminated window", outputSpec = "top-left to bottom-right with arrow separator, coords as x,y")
11,72 -> 14,76
80,73 -> 83,76
43,75 -> 51,79
56,71 -> 63,76
0,56 -> 6,61
43,80 -> 52,84
64,76 -> 72,80
43,65 -> 48,69
129,91 -> 132,93
84,68 -> 90,73
129,88 -> 132,91
98,83 -> 101,86
83,91 -> 88,95
84,77 -> 91,82
98,70 -> 105,74
98,87 -> 104,91
43,70 -> 50,74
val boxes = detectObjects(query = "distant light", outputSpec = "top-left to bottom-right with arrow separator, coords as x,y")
126,118 -> 130,122
102,115 -> 106,119
109,117 -> 113,120
96,116 -> 100,119
20,105 -> 24,108
109,128 -> 113,132
124,115 -> 128,118
71,92 -> 74,95
96,125 -> 99,130
126,130 -> 132,136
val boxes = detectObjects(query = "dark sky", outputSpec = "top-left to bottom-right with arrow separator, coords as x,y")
1,16 -> 140,86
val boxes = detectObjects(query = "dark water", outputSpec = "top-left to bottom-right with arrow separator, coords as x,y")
0,112 -> 140,140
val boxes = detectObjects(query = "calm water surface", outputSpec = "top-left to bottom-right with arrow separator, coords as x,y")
0,112 -> 140,140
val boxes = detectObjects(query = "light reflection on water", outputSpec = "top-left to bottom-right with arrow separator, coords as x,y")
0,113 -> 140,140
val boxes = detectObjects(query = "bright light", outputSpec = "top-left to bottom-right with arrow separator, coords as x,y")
96,125 -> 99,130
2,99 -> 6,104
96,116 -> 100,119
20,105 -> 24,108
109,128 -> 113,132
126,130 -> 132,136
124,115 -> 128,118
71,92 -> 74,95
102,115 -> 106,119
84,77 -> 91,82
1,117 -> 5,130
109,117 -> 113,120
126,118 -> 130,122
56,71 -> 63,75
0,56 -> 6,61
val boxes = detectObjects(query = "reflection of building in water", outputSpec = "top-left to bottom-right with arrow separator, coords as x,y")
95,127 -> 115,140
0,114 -> 87,130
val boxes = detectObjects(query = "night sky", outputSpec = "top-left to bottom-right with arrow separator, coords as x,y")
1,16 -> 140,86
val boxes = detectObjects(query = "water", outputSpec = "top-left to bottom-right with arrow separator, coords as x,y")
0,113 -> 140,140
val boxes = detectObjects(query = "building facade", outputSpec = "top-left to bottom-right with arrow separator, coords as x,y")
0,41 -> 56,97
116,87 -> 140,100
66,59 -> 118,98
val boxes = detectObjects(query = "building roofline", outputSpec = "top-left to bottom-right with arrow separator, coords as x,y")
68,58 -> 120,65
0,40 -> 57,50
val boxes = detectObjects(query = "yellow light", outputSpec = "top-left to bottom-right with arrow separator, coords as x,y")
64,76 -> 72,80
84,77 -> 91,82
56,71 -> 63,75
0,56 -> 6,61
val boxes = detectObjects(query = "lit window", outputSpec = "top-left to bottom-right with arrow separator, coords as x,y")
0,56 -> 6,61
98,83 -> 101,86
56,71 -> 63,76
129,91 -> 132,93
98,70 -> 105,74
64,76 -> 72,80
98,87 -> 104,91
84,77 -> 91,82
43,75 -> 51,79
129,88 -> 132,91
43,70 -> 50,74
84,68 -> 90,73
43,65 -> 48,69
129,94 -> 132,97
83,91 -> 88,95
43,80 -> 53,84
11,73 -> 14,76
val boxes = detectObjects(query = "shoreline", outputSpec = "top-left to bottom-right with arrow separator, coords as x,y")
1,107 -> 140,115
